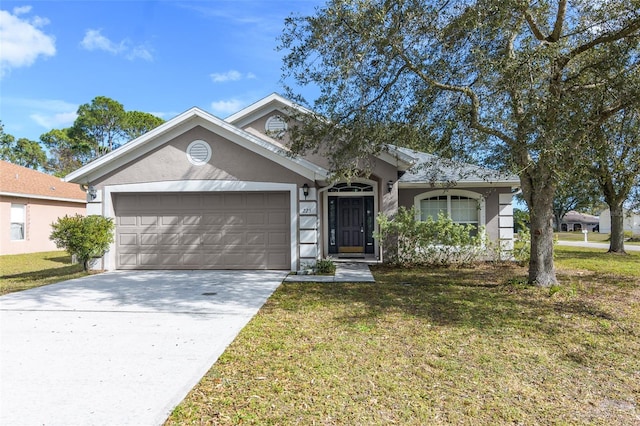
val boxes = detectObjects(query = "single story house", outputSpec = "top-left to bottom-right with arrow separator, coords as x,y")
599,208 -> 640,235
560,211 -> 599,232
64,94 -> 520,271
1,161 -> 86,255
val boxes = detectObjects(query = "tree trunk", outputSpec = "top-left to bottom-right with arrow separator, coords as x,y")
522,176 -> 558,286
608,202 -> 626,254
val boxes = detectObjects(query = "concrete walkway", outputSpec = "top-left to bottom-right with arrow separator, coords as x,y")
284,262 -> 375,283
0,270 -> 285,426
557,240 -> 640,252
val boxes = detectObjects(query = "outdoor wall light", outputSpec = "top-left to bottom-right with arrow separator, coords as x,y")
387,180 -> 394,193
88,186 -> 97,201
302,183 -> 310,199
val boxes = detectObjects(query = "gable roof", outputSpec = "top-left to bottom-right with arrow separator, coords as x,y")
0,161 -> 86,203
225,93 -> 313,127
395,147 -> 520,187
226,93 -> 414,171
64,106 -> 329,184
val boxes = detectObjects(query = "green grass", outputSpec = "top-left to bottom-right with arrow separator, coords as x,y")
555,231 -> 610,242
555,245 -> 640,278
555,231 -> 640,245
166,254 -> 640,425
0,251 -> 87,295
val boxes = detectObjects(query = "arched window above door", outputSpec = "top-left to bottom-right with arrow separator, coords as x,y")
328,182 -> 373,192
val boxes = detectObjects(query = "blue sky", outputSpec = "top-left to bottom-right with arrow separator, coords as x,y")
0,1 -> 323,141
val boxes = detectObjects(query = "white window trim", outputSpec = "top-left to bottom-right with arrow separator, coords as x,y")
414,189 -> 486,228
10,203 -> 26,241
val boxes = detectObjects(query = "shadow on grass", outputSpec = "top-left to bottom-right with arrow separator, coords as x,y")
277,265 -> 631,334
1,264 -> 84,281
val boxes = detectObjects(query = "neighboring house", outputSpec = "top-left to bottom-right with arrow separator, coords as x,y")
1,161 -> 86,255
560,211 -> 599,232
599,208 -> 640,235
64,94 -> 520,271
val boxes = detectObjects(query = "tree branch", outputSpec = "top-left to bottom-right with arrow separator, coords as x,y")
547,0 -> 567,42
524,10 -> 546,41
392,48 -> 516,146
566,17 -> 640,64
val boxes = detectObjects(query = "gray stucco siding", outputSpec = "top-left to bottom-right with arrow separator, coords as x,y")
92,126 -> 312,189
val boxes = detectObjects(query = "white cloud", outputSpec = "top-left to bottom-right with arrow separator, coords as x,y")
31,111 -> 77,129
80,29 -> 153,61
210,99 -> 245,116
80,29 -> 123,54
0,7 -> 56,78
210,70 -> 256,83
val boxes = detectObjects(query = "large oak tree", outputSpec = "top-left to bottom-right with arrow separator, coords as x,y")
280,0 -> 640,285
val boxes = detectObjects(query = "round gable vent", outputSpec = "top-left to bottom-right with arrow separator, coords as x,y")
187,140 -> 211,165
265,115 -> 288,137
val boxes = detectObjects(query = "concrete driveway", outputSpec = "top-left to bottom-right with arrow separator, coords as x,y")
0,270 -> 286,426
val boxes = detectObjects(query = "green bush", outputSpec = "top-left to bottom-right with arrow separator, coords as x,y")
314,259 -> 336,275
513,227 -> 531,266
50,214 -> 115,271
375,207 -> 486,267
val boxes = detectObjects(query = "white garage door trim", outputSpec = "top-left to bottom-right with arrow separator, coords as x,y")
101,180 -> 298,271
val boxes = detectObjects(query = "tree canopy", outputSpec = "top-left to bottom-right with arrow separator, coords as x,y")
280,0 -> 640,286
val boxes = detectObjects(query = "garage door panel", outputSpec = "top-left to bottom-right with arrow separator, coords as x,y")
161,216 -> 180,226
119,234 -> 137,245
160,233 -> 180,246
140,234 -> 157,245
119,216 -> 137,226
183,215 -> 201,226
115,192 -> 290,270
140,216 -> 157,226
139,253 -> 159,266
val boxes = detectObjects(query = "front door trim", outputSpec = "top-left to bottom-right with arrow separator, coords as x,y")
321,178 -> 379,259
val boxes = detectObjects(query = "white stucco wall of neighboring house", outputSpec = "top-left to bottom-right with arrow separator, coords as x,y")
598,209 -> 640,235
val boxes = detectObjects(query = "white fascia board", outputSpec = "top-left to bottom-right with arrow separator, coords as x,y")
399,179 -> 520,188
0,191 -> 87,204
225,93 -> 313,127
378,148 -> 415,170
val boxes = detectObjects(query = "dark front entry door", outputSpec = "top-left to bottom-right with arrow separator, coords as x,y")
338,198 -> 364,253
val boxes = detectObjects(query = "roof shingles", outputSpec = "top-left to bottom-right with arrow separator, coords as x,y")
0,161 -> 86,202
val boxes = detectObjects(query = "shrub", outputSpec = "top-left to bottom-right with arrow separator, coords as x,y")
375,207 -> 486,267
513,227 -> 531,266
50,214 -> 115,271
314,259 -> 336,275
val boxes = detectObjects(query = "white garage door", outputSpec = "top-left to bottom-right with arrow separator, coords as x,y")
114,192 -> 290,269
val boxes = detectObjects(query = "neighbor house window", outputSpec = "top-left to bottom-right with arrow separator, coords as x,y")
415,190 -> 484,235
10,203 -> 26,241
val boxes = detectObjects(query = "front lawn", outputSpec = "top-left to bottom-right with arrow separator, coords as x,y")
0,251 -> 87,295
166,255 -> 640,424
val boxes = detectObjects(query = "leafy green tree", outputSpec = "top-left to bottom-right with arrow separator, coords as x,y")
553,174 -> 601,231
40,97 -> 164,175
587,107 -> 640,253
50,214 -> 115,271
40,128 -> 91,177
124,110 -> 164,140
0,122 -> 47,169
70,96 -> 128,157
280,0 -> 640,286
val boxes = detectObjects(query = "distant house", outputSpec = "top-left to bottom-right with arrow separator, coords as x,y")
599,208 -> 640,235
0,161 -> 86,255
560,211 -> 599,232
